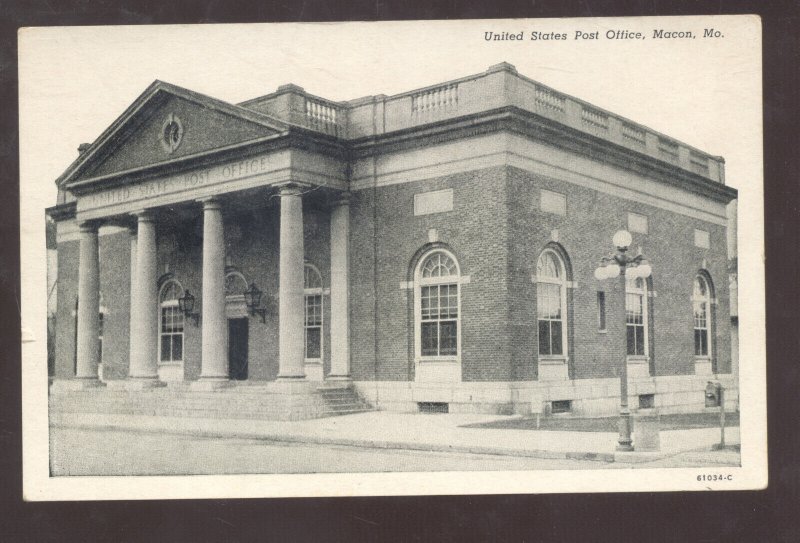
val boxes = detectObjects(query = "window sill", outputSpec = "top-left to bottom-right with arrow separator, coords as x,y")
597,329 -> 607,334
417,357 -> 460,363
626,357 -> 649,363
158,361 -> 183,367
539,357 -> 568,365
304,359 -> 322,364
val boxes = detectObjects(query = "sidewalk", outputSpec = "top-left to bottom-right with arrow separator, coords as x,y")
50,411 -> 740,464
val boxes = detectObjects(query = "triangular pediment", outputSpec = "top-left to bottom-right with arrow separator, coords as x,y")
59,81 -> 287,187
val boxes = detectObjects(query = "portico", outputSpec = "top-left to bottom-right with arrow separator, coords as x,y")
51,80 -> 351,394
67,184 -> 352,390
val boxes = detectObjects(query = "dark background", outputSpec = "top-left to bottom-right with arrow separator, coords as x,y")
1,1 -> 797,541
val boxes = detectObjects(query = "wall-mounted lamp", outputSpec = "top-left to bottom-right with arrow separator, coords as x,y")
178,289 -> 200,326
244,283 -> 267,323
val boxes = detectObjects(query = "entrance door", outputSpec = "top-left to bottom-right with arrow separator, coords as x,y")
228,318 -> 249,380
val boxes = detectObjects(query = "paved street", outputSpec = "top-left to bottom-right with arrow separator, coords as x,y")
49,427 -> 737,476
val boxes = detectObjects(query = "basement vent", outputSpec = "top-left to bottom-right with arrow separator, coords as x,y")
418,402 -> 449,414
639,394 -> 655,409
551,400 -> 572,414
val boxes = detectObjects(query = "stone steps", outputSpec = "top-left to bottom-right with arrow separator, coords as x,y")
50,382 -> 373,421
318,386 -> 372,417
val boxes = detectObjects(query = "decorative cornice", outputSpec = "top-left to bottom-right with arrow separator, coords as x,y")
45,202 -> 77,222
63,126 -> 348,196
60,103 -> 736,208
350,106 -> 737,204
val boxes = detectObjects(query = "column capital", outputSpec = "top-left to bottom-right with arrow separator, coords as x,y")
197,196 -> 223,210
332,192 -> 351,207
276,182 -> 311,197
132,209 -> 156,222
77,219 -> 102,233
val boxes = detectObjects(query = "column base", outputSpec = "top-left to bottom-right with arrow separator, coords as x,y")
303,362 -> 324,381
123,377 -> 167,390
267,379 -> 317,395
325,375 -> 352,382
276,374 -> 307,381
50,378 -> 106,393
190,378 -> 232,391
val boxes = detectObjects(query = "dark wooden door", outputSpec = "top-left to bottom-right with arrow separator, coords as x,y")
228,318 -> 249,380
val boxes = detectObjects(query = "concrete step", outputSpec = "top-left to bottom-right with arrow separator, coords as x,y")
49,384 -> 373,421
321,408 -> 372,417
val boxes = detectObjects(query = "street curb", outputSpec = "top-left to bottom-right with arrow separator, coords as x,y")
613,451 -> 675,463
50,419 -> 617,463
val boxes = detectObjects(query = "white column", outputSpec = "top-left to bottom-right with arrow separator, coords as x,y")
328,195 -> 351,380
277,186 -> 306,380
75,221 -> 102,382
128,211 -> 160,383
198,197 -> 229,382
127,225 -> 137,368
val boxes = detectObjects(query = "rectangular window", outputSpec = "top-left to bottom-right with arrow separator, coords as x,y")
627,212 -> 648,234
694,329 -> 708,356
626,292 -> 646,356
305,294 -> 323,359
694,229 -> 710,249
551,400 -> 572,414
418,402 -> 449,414
694,301 -> 709,356
537,282 -> 563,355
420,284 -> 459,356
540,190 -> 566,216
160,306 -> 184,362
597,291 -> 606,331
414,189 -> 453,216
639,394 -> 655,409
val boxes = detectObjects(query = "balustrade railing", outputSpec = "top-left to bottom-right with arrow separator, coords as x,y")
534,86 -> 566,113
305,99 -> 340,136
658,139 -> 679,161
283,65 -> 721,182
621,122 -> 646,146
581,107 -> 609,131
411,84 -> 458,115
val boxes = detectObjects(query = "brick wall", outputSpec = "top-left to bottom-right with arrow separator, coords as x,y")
350,166 -> 512,382
506,165 -> 731,380
54,236 -> 78,379
98,230 -> 132,379
52,165 -> 731,385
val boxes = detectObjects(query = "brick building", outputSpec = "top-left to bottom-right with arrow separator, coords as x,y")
46,62 -> 738,418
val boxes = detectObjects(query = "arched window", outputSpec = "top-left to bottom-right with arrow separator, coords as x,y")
159,280 -> 184,363
304,264 -> 323,360
537,250 -> 567,356
224,270 -> 248,297
625,276 -> 648,357
693,274 -> 713,357
417,250 -> 460,357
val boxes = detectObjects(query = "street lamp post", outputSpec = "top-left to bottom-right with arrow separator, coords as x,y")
594,230 -> 652,452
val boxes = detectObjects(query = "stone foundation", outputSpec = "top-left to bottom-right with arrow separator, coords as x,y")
354,373 -> 738,417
